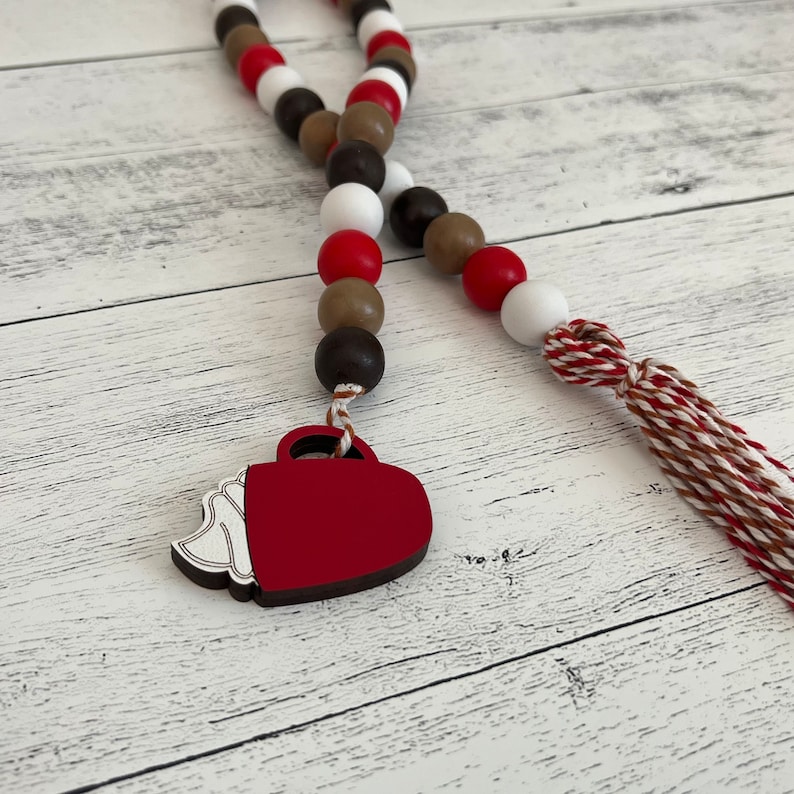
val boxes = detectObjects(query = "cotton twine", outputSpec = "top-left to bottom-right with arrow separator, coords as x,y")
326,383 -> 365,458
544,319 -> 794,609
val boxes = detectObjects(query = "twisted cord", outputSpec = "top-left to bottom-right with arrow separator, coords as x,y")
326,383 -> 365,458
544,319 -> 794,609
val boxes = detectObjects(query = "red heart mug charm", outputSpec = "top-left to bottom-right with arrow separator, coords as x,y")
171,426 -> 432,606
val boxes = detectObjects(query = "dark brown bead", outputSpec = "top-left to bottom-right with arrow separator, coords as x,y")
223,24 -> 269,69
389,187 -> 449,248
326,140 -> 386,192
214,6 -> 259,45
274,88 -> 325,142
368,46 -> 416,87
299,110 -> 340,166
315,327 -> 385,393
351,0 -> 392,30
318,278 -> 385,334
337,102 -> 394,156
423,213 -> 486,275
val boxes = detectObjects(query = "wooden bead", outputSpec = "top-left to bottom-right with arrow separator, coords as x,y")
357,10 -> 402,51
351,0 -> 392,30
299,110 -> 340,166
256,65 -> 304,114
315,327 -> 385,393
238,44 -> 286,94
369,46 -> 417,87
320,183 -> 384,239
318,278 -> 385,335
337,102 -> 394,156
224,24 -> 269,70
462,246 -> 527,312
359,67 -> 408,110
214,5 -> 259,45
423,213 -> 486,275
500,281 -> 569,346
379,160 -> 413,215
347,81 -> 401,125
318,230 -> 383,285
274,88 -> 325,141
389,187 -> 448,248
326,140 -> 386,192
366,30 -> 412,60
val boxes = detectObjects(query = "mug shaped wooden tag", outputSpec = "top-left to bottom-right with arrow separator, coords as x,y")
171,426 -> 432,606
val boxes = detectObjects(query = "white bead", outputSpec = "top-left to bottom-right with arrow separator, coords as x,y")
255,66 -> 305,115
357,10 -> 404,51
379,160 -> 414,216
320,184 -> 384,239
358,67 -> 408,111
212,0 -> 258,17
500,280 -> 569,347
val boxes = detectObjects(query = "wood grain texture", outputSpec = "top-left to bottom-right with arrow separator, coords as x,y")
3,0 -> 794,791
1,198 -> 792,791
99,588 -> 794,794
3,0 -> 794,323
0,0 -> 775,67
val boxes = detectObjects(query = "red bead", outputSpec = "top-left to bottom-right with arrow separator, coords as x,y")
237,44 -> 286,93
366,30 -> 412,60
462,246 -> 527,311
347,81 -> 401,125
318,230 -> 383,285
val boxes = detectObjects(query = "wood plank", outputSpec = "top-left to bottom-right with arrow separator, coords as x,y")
0,0 -> 775,68
1,196 -> 792,791
3,1 -> 794,323
96,587 -> 794,794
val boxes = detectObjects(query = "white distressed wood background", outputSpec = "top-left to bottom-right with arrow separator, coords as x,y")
1,0 -> 793,791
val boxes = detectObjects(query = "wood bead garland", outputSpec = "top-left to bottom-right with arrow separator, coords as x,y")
199,0 -> 794,614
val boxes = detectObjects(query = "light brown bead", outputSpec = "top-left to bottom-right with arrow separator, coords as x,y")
223,24 -> 270,70
423,213 -> 486,275
299,110 -> 341,166
338,0 -> 357,13
318,278 -> 385,335
337,102 -> 394,156
368,46 -> 417,86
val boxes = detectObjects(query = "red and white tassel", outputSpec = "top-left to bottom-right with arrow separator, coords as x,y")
544,319 -> 794,609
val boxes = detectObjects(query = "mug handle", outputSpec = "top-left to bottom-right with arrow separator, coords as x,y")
276,425 -> 378,462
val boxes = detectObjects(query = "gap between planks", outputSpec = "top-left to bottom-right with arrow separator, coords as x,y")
3,188 -> 794,332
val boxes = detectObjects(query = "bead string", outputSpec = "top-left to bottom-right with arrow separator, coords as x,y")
211,0 -> 794,608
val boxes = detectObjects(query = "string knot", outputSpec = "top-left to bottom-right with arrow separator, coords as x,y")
615,357 -> 664,400
326,383 -> 365,458
543,318 -> 794,609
